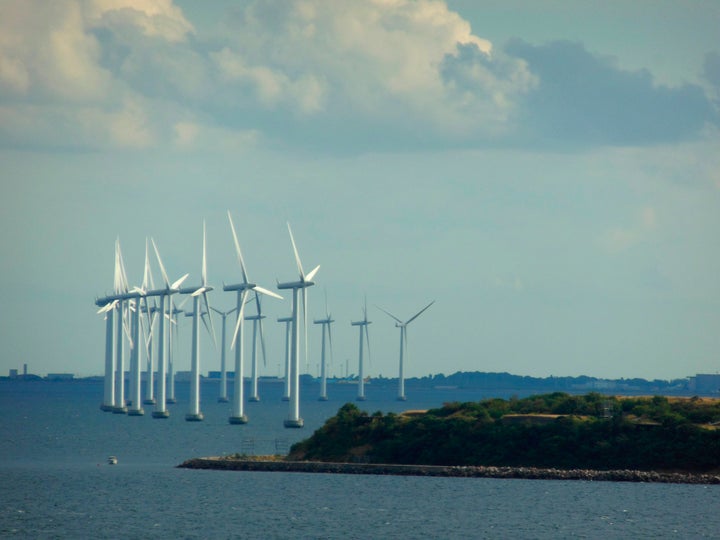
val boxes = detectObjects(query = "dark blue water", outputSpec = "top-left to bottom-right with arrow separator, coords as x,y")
1,380 -> 718,538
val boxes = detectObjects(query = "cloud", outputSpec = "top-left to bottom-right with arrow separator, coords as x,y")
505,39 -> 719,147
0,1 -> 717,153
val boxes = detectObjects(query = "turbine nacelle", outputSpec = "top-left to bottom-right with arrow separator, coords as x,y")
277,279 -> 315,290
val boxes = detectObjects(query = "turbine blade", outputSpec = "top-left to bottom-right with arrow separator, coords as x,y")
142,239 -> 150,289
305,265 -> 320,282
258,317 -> 267,367
151,238 -> 171,288
96,299 -> 118,314
202,291 -> 217,348
253,285 -> 283,300
365,324 -> 371,366
201,220 -> 208,286
171,273 -> 189,290
227,211 -> 249,284
230,291 -> 248,349
287,222 -> 305,278
376,305 -> 402,324
406,300 -> 435,325
191,286 -> 206,297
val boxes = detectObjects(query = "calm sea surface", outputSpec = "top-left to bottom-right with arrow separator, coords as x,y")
1,380 -> 718,539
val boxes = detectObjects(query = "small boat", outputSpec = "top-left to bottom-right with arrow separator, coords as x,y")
107,456 -> 118,465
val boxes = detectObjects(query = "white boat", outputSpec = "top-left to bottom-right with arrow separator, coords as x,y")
107,456 -> 118,465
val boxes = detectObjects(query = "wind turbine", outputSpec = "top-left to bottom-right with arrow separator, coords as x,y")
147,238 -> 188,419
96,240 -> 122,412
277,315 -> 293,401
351,298 -> 371,401
178,221 -> 217,422
224,211 -> 282,424
277,223 -> 320,428
313,292 -> 334,401
377,300 -> 435,401
96,238 -> 135,414
210,306 -> 237,403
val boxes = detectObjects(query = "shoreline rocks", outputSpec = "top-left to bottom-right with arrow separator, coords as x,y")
177,457 -> 720,485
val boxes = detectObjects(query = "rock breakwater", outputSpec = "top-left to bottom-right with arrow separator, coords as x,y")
178,457 -> 720,485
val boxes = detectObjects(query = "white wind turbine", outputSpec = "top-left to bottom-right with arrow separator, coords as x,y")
277,223 -> 319,428
224,211 -> 282,424
147,238 -> 188,419
313,292 -> 334,401
351,298 -> 371,401
210,306 -> 237,403
377,300 -> 435,401
178,221 -> 217,422
96,239 -> 124,412
277,315 -> 293,401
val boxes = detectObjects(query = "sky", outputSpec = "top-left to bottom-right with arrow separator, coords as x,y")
1,0 -> 719,381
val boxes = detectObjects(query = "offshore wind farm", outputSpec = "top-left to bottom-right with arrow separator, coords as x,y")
94,215 -> 435,428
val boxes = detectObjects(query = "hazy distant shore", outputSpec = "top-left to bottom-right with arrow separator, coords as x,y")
178,457 -> 720,485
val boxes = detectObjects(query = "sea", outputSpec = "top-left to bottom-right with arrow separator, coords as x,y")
1,379 -> 719,539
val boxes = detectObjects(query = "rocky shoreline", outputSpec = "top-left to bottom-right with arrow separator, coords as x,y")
178,457 -> 720,485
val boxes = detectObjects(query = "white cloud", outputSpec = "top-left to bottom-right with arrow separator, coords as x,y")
85,0 -> 194,42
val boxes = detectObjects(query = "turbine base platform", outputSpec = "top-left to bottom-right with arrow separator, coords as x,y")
152,410 -> 170,419
356,396 -> 367,402
185,413 -> 204,422
397,396 -> 408,401
166,398 -> 177,405
229,415 -> 248,425
112,406 -> 128,414
143,398 -> 156,405
100,404 -> 114,412
217,397 -> 230,403
249,396 -> 260,402
281,396 -> 290,402
284,418 -> 304,429
128,408 -> 145,416
318,396 -> 329,401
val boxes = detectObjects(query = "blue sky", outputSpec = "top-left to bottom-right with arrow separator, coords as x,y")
1,0 -> 718,380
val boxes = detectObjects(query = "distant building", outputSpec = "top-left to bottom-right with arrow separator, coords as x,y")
9,369 -> 18,378
691,374 -> 720,394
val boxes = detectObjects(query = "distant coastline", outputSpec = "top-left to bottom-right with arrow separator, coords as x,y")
178,457 -> 720,485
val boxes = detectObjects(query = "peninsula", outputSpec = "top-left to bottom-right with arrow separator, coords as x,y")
179,393 -> 720,484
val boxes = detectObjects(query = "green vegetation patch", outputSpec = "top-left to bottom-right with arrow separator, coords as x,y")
288,393 -> 720,472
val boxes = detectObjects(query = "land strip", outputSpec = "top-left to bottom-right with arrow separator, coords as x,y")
178,457 -> 720,485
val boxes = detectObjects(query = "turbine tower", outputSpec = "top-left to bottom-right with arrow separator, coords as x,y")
147,239 -> 188,419
210,307 -> 237,403
351,298 -> 371,401
313,293 -> 334,401
277,223 -> 319,428
224,211 -> 282,424
377,300 -> 435,401
277,315 -> 293,401
126,291 -> 149,416
178,221 -> 216,422
166,301 -> 186,405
